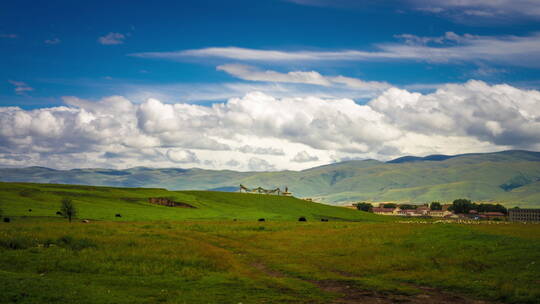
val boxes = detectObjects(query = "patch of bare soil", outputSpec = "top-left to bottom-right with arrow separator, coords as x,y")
314,280 -> 493,304
250,261 -> 494,303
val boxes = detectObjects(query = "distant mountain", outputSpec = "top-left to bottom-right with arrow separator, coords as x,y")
2,150 -> 540,207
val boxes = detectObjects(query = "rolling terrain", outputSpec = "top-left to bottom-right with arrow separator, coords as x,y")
0,183 -> 539,303
1,150 -> 540,206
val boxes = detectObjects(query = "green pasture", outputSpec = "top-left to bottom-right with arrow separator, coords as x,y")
0,182 -> 539,303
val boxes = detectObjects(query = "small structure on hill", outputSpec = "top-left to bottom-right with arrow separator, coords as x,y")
239,184 -> 292,196
148,197 -> 196,208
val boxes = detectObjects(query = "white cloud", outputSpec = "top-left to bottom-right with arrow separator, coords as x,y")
412,0 -> 540,20
248,157 -> 276,171
166,149 -> 199,163
217,64 -> 391,90
8,80 -> 34,95
1,80 -> 539,170
286,0 -> 540,20
44,38 -> 61,45
237,145 -> 285,155
291,151 -> 319,162
131,32 -> 540,67
98,32 -> 125,45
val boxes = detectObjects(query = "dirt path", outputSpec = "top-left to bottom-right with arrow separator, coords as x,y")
192,232 -> 496,304
251,260 -> 493,304
314,280 -> 492,304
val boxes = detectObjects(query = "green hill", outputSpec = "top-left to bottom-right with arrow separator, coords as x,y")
0,182 -> 379,222
1,150 -> 540,206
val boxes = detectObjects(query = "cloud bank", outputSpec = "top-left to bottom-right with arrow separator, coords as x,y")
1,80 -> 539,170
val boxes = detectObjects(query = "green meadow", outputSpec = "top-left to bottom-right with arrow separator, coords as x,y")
1,182 -> 539,303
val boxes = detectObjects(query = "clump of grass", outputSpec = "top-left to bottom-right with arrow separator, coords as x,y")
0,234 -> 38,250
55,235 -> 97,251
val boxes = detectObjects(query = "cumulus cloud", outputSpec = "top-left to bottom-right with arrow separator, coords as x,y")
217,64 -> 390,90
0,80 -> 539,170
291,151 -> 319,162
133,32 -> 540,67
98,32 -> 125,45
166,149 -> 199,163
8,80 -> 34,95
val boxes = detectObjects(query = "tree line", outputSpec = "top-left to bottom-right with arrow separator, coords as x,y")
353,199 -> 508,214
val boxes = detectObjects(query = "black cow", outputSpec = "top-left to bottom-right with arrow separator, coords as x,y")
115,213 -> 122,218
321,218 -> 329,222
298,217 -> 307,222
258,218 -> 265,222
56,211 -> 63,216
3,218 -> 10,223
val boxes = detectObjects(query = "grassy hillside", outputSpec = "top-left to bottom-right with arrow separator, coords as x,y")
0,182 -> 379,222
2,150 -> 540,206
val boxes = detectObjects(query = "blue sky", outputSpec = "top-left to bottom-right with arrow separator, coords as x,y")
1,0 -> 540,170
3,0 -> 540,107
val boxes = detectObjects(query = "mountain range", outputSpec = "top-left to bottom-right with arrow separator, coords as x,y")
2,150 -> 540,207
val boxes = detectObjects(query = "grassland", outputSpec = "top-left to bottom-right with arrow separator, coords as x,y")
1,182 -> 539,303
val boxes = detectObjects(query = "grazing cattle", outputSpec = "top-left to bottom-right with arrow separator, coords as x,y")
298,217 -> 307,222
82,219 -> 90,223
258,218 -> 265,222
321,218 -> 329,222
56,211 -> 63,216
28,209 -> 32,212
3,218 -> 10,223
115,213 -> 122,218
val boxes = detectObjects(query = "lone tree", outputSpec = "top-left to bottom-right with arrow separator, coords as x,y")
60,198 -> 77,222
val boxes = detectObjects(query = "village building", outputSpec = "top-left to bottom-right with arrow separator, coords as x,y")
480,212 -> 506,220
508,209 -> 540,222
371,207 -> 395,215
